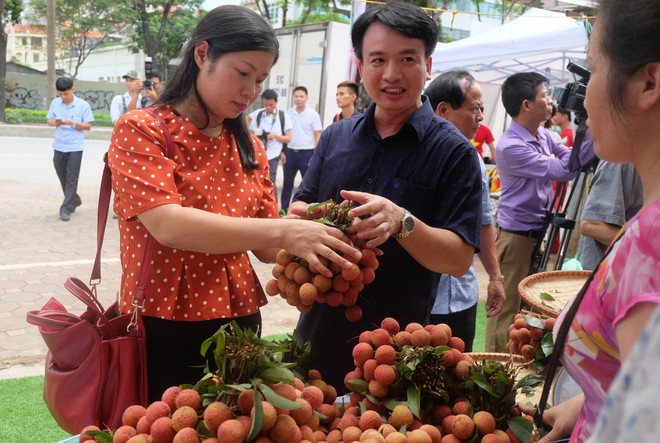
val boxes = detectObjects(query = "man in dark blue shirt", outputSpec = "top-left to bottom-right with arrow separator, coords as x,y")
288,2 -> 483,393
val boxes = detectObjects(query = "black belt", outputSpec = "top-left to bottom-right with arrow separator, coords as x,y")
499,227 -> 544,239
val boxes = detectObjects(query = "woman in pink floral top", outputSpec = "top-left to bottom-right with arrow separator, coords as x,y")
518,0 -> 660,441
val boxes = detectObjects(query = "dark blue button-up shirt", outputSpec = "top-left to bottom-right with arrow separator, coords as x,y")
293,97 -> 482,391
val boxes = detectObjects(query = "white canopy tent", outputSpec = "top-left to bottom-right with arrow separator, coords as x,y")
431,8 -> 589,85
429,8 -> 590,140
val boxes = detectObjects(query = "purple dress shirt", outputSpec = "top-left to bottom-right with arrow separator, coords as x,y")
496,120 -> 594,231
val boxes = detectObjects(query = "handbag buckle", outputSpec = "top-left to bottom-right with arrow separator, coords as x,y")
127,298 -> 144,334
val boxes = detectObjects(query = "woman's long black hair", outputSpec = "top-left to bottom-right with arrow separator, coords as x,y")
159,5 -> 279,170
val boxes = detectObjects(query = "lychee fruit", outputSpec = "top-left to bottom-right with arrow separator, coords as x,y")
410,329 -> 432,347
352,342 -> 375,367
343,425 -> 363,442
374,364 -> 398,386
345,304 -> 363,322
112,425 -> 137,443
171,405 -> 198,432
203,401 -> 232,433
79,425 -> 100,442
269,414 -> 301,443
388,404 -> 414,430
380,317 -> 400,335
451,401 -> 471,416
217,419 -> 247,443
299,282 -> 318,305
385,431 -> 407,443
419,424 -> 442,443
394,331 -> 412,346
146,401 -> 171,423
150,416 -> 175,443
454,360 -> 472,378
447,336 -> 465,352
481,434 -> 501,443
252,400 -> 277,432
290,398 -> 314,425
359,410 -> 384,430
404,322 -> 424,334
406,429 -> 433,443
301,385 -> 324,410
371,328 -> 393,347
174,388 -> 201,410
121,405 -> 147,428
374,344 -> 396,365
451,414 -> 475,440
473,411 -> 496,435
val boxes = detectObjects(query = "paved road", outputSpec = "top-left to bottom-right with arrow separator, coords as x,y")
0,128 -> 488,380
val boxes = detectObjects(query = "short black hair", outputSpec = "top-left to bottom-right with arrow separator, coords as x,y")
351,2 -> 438,61
261,89 -> 278,101
501,72 -> 548,118
293,86 -> 308,95
55,77 -> 74,92
337,81 -> 359,96
556,107 -> 572,121
148,70 -> 163,81
425,70 -> 476,112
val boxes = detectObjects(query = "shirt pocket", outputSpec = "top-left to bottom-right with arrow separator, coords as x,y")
389,177 -> 432,217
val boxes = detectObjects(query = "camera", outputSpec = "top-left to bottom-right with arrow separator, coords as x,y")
553,62 -> 591,122
143,79 -> 154,89
260,131 -> 270,145
144,56 -> 153,78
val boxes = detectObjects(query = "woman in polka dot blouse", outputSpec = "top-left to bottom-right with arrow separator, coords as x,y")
107,5 -> 361,402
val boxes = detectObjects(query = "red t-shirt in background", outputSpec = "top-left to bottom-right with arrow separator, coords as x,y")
560,128 -> 574,147
472,124 -> 494,159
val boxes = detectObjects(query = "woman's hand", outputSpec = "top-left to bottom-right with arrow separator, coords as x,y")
518,393 -> 583,443
281,218 -> 361,278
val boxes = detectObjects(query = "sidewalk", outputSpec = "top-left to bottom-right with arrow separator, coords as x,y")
0,122 -> 113,141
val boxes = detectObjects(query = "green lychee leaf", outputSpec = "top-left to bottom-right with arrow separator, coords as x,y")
539,292 -> 556,301
507,416 -> 534,443
260,366 -> 295,385
247,389 -> 264,442
345,378 -> 369,393
405,385 -> 421,419
86,429 -> 112,443
307,199 -> 333,216
540,332 -> 555,357
514,373 -> 545,390
523,314 -> 546,330
258,383 -> 302,410
469,373 -> 499,397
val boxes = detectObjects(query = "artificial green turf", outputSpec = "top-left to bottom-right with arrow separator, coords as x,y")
0,307 -> 487,442
0,375 -> 71,443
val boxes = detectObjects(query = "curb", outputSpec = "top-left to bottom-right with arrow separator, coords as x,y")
0,123 -> 112,141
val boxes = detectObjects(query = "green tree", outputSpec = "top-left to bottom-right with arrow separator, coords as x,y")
129,0 -> 203,73
28,0 -> 132,79
1,0 -> 24,122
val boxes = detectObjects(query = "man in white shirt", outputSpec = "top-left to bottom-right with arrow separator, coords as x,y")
281,86 -> 322,213
110,69 -> 144,124
247,89 -> 292,207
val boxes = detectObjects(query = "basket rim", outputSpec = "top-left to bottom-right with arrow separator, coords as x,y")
518,270 -> 591,317
465,352 -> 527,365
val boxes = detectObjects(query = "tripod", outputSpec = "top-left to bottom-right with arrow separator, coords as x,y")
530,120 -> 596,274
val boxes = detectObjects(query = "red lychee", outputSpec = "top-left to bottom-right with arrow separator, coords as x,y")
174,388 -> 201,411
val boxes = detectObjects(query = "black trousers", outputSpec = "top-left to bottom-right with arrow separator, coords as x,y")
142,312 -> 262,403
53,150 -> 83,215
429,302 -> 478,352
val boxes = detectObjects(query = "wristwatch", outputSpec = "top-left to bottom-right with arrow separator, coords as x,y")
489,275 -> 505,282
392,209 -> 414,239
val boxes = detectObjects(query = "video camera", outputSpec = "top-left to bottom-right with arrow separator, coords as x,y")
553,62 -> 591,123
143,56 -> 153,89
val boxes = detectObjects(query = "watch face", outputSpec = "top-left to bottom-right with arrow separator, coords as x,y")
403,214 -> 414,233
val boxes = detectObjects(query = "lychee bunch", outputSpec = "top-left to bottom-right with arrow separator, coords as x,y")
264,246 -> 379,323
506,312 -> 555,366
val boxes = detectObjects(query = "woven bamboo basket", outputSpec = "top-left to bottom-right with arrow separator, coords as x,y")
466,352 -> 544,406
518,270 -> 591,318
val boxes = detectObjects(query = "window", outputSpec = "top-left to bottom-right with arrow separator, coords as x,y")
267,2 -> 279,21
33,38 -> 43,48
33,53 -> 40,63
22,37 -> 28,46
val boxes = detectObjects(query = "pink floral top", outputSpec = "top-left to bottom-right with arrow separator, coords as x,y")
557,200 -> 660,442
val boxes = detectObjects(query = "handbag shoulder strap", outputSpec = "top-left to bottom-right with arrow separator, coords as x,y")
89,107 -> 175,307
535,233 -> 623,429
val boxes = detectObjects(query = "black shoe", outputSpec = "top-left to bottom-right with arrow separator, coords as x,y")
60,212 -> 71,221
71,198 -> 82,213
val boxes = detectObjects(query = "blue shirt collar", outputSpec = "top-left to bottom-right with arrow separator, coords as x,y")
353,96 -> 436,142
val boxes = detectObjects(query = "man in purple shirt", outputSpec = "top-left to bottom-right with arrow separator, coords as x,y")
485,72 -> 594,352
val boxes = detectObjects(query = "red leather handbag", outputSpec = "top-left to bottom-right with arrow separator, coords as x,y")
26,109 -> 174,434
